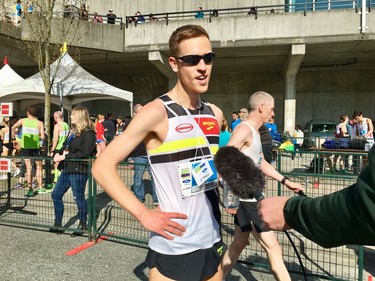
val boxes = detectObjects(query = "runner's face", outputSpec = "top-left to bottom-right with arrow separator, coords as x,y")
261,99 -> 275,123
171,36 -> 213,95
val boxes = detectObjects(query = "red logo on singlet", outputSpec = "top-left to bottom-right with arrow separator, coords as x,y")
176,123 -> 194,133
195,117 -> 220,135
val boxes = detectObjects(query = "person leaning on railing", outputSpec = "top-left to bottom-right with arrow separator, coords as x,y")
258,145 -> 375,248
106,8 -> 116,24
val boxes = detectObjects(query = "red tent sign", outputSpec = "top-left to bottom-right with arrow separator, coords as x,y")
0,159 -> 11,173
0,103 -> 13,117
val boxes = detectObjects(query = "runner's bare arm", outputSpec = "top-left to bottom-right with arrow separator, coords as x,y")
92,99 -> 188,240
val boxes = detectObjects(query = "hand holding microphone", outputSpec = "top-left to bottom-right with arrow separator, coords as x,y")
214,146 -> 266,201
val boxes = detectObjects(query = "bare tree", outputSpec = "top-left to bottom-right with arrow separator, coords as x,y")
1,0 -> 87,139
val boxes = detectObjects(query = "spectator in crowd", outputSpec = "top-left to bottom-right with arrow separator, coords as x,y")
258,145 -> 375,247
1,117 -> 11,157
79,4 -> 88,21
353,110 -> 374,144
345,115 -> 359,173
259,123 -> 273,163
50,107 -> 96,236
106,9 -> 116,24
353,110 -> 374,171
106,113 -> 117,127
219,116 -> 231,148
15,0 -> 22,26
149,13 -> 158,21
248,6 -> 258,15
265,117 -> 278,141
125,104 -> 158,205
230,111 -> 240,132
103,114 -> 116,144
333,114 -> 350,172
93,24 -> 224,280
222,91 -> 302,281
135,11 -> 145,23
26,2 -> 33,14
239,107 -> 249,121
116,116 -> 126,136
63,5 -> 73,19
211,9 -> 219,17
12,107 -> 44,196
50,111 -> 70,186
292,124 -> 304,160
95,114 -> 106,156
195,7 -> 204,18
93,12 -> 103,23
0,117 -> 20,178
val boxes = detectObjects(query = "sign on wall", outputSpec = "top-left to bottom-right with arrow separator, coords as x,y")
0,103 -> 13,117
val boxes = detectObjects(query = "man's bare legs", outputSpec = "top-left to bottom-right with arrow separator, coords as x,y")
24,159 -> 33,189
222,224 -> 290,281
251,227 -> 291,281
25,159 -> 43,190
222,225 -> 250,278
149,264 -> 223,281
35,160 -> 43,189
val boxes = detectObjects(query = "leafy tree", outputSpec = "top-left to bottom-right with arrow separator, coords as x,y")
0,0 -> 86,140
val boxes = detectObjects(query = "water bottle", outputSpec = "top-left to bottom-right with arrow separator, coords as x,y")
223,180 -> 239,208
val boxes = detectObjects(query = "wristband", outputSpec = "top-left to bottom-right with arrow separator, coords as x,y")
280,176 -> 289,185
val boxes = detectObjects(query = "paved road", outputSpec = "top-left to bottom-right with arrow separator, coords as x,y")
0,224 -> 313,281
1,224 -> 373,281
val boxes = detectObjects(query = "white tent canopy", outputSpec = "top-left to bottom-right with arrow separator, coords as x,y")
0,53 -> 133,112
0,63 -> 24,86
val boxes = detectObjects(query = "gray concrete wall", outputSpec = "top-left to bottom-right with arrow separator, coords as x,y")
123,10 -> 363,51
197,69 -> 375,131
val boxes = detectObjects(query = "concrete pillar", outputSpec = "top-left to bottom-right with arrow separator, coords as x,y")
283,44 -> 305,134
148,51 -> 176,88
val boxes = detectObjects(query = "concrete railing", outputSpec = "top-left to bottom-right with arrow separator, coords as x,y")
124,0 -> 366,28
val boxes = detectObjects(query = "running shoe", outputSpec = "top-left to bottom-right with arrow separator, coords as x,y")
14,183 -> 24,190
25,190 -> 35,197
37,188 -> 52,194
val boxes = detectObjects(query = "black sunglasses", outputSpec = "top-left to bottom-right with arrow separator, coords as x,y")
176,52 -> 215,66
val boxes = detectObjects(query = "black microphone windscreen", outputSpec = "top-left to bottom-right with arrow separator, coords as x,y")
214,146 -> 265,199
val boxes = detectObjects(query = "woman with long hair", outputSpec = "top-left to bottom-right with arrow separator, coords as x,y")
50,107 -> 96,236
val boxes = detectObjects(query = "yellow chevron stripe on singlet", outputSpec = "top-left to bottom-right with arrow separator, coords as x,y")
210,145 -> 219,155
148,136 -> 207,155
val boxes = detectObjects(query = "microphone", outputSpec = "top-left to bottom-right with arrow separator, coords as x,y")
214,146 -> 266,200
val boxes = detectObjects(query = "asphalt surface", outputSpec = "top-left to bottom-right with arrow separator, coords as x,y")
1,223 -> 374,281
0,223 -> 305,281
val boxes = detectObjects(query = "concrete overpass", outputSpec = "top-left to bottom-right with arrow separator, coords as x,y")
0,4 -> 374,132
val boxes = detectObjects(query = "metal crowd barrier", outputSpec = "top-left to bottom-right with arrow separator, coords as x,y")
0,153 -> 369,280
